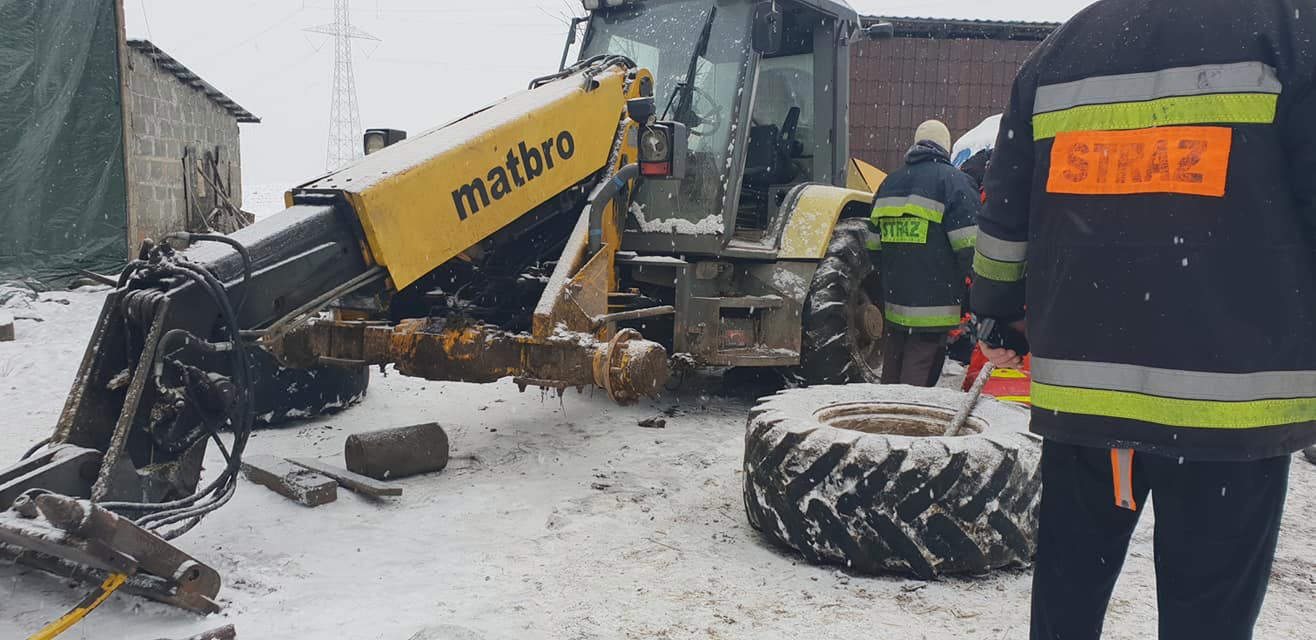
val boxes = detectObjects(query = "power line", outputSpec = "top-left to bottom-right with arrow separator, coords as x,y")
138,0 -> 154,40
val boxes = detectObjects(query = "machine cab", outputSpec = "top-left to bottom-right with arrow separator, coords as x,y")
578,0 -> 862,256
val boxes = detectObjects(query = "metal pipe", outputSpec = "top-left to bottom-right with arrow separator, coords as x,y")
243,266 -> 386,340
591,305 -> 675,329
945,363 -> 995,437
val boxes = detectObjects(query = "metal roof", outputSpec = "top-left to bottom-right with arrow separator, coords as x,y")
794,0 -> 860,22
126,40 -> 260,124
862,16 -> 1060,42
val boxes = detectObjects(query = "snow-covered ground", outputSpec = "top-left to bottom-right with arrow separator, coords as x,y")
1,290 -> 1313,639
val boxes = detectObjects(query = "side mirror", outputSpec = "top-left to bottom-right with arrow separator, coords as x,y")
627,97 -> 657,125
752,2 -> 783,55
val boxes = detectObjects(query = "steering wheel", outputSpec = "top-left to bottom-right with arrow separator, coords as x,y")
685,85 -> 724,137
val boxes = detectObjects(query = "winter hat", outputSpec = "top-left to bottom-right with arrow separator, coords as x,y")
914,119 -> 952,152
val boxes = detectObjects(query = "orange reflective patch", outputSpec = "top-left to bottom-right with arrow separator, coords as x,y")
1047,126 -> 1233,197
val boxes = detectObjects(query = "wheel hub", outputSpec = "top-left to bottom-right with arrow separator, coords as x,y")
860,304 -> 884,341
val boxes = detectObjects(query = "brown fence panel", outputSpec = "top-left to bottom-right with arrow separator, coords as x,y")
850,35 -> 1043,173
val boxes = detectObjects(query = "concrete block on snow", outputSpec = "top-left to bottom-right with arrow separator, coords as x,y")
240,454 -> 337,507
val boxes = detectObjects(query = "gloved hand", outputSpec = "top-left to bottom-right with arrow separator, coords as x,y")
972,316 -> 1029,369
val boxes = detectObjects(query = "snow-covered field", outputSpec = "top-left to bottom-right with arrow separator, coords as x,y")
242,184 -> 292,219
1,290 -> 1313,639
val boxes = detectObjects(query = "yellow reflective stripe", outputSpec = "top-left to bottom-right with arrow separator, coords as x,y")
950,234 -> 977,251
871,205 -> 945,224
1032,93 -> 1279,140
994,395 -> 1032,404
974,252 -> 1027,282
1032,382 -> 1316,429
886,311 -> 961,328
1032,357 -> 1316,402
885,307 -> 962,328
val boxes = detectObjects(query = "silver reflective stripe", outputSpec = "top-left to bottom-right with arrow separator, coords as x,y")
872,195 -> 946,214
1032,357 -> 1316,402
885,303 -> 962,318
1112,449 -> 1136,511
948,226 -> 978,246
1033,62 -> 1283,114
977,231 -> 1028,262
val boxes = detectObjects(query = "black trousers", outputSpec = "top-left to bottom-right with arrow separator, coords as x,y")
879,329 -> 948,387
1032,441 -> 1291,640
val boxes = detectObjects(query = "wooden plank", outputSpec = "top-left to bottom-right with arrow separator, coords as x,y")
240,455 -> 337,507
287,458 -> 402,497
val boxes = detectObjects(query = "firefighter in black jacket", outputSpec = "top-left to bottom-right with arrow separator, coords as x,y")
869,120 -> 980,386
972,1 -> 1316,638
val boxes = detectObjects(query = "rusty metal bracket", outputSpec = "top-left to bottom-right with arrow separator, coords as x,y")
0,494 -> 221,614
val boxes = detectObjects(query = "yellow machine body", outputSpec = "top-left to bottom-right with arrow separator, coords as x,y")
294,68 -> 634,290
779,184 -> 877,260
846,157 -> 888,193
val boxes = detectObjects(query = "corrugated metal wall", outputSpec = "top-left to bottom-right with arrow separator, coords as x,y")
850,36 -> 1042,173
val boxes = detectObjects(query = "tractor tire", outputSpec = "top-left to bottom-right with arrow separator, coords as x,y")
797,218 -> 883,385
248,347 -> 370,428
743,384 -> 1041,578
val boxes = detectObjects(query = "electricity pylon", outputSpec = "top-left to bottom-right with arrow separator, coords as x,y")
305,0 -> 379,171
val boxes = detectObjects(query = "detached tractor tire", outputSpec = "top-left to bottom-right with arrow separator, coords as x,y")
248,347 -> 370,428
743,384 -> 1041,579
797,218 -> 883,385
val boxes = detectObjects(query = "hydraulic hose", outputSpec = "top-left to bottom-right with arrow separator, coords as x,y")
587,163 -> 639,255
165,232 -> 253,313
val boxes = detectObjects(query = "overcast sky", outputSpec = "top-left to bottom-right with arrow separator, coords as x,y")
122,0 -> 1095,188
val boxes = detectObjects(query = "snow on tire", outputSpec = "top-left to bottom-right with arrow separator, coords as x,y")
742,384 -> 1041,578
248,347 -> 369,428
797,218 -> 882,385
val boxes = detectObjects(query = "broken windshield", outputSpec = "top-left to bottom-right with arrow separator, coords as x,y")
581,0 -> 753,235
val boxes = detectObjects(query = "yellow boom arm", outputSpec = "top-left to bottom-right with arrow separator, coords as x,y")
292,63 -> 641,290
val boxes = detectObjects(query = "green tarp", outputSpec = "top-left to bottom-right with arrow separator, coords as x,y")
0,0 -> 127,287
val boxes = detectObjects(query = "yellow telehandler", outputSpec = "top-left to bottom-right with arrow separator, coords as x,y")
0,0 -> 891,613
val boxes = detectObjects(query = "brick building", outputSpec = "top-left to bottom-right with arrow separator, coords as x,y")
850,17 -> 1059,172
124,40 -> 259,246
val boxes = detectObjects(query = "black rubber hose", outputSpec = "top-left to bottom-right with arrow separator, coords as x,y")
141,262 -> 253,524
102,261 -> 253,522
167,232 -> 253,314
116,260 -> 146,288
587,163 -> 639,254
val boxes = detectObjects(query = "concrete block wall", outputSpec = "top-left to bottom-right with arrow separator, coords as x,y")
125,46 -> 243,247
